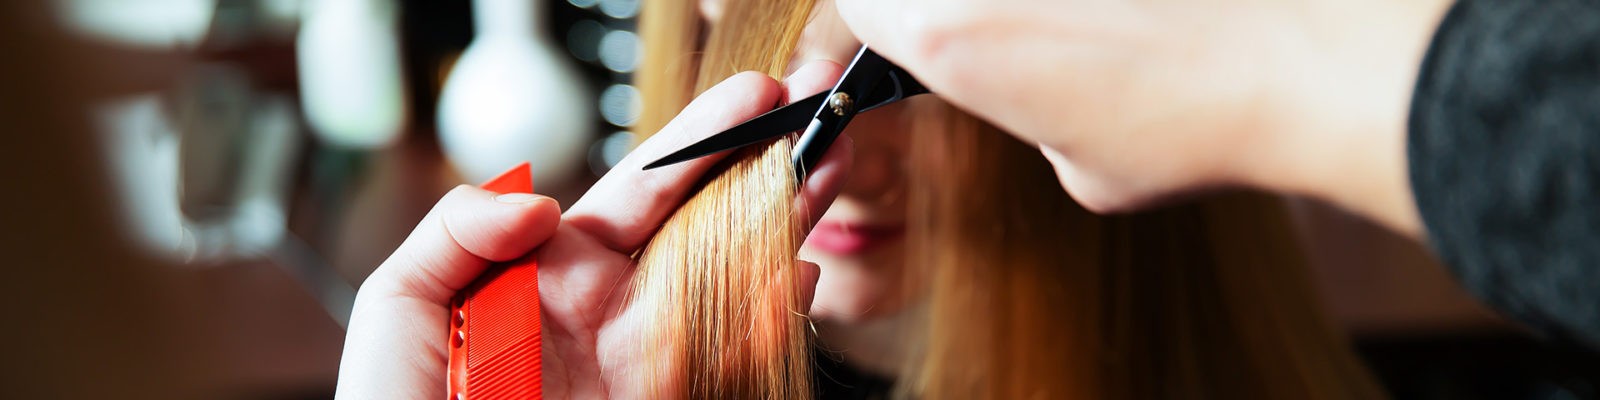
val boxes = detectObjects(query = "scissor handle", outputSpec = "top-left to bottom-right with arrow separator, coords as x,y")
792,47 -> 893,180
859,60 -> 930,113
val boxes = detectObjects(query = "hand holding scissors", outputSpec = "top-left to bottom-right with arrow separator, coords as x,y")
834,0 -> 1443,236
646,46 -> 929,184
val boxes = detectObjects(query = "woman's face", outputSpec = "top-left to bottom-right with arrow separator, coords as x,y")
702,0 -> 916,323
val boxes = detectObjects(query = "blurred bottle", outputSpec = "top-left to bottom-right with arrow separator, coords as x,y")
437,0 -> 594,184
95,66 -> 302,264
52,0 -> 214,49
297,0 -> 408,149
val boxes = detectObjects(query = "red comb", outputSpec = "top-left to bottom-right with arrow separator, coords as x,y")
448,163 -> 543,400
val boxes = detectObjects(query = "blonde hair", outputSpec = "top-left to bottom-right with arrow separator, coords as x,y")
634,1 -> 1384,399
629,0 -> 818,397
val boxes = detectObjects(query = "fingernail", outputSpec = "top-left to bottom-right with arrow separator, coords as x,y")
494,193 -> 543,204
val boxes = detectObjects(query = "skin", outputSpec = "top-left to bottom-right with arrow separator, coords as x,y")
340,0 -> 1466,395
802,105 -> 910,323
802,98 -> 915,377
834,0 -> 1455,238
334,64 -> 855,399
782,0 -> 918,377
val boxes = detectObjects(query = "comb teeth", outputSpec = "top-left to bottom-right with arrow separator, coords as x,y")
460,260 -> 543,400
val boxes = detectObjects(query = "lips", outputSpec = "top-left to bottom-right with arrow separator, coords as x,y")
805,220 -> 905,255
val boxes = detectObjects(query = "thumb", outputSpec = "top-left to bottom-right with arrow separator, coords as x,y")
363,185 -> 562,304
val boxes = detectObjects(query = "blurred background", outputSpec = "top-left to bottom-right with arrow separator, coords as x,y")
0,0 -> 1594,399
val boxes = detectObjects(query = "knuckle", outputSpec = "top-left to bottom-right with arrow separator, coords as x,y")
440,184 -> 478,201
896,8 -> 988,95
898,7 -> 974,67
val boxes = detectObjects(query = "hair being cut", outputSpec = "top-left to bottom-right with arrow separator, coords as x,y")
633,0 -> 1384,398
628,0 -> 819,397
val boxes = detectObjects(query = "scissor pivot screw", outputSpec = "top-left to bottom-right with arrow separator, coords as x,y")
828,92 -> 854,116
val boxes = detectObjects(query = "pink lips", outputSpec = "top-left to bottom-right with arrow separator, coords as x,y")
805,220 -> 905,255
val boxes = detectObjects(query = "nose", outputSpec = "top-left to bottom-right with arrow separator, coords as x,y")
836,108 -> 909,204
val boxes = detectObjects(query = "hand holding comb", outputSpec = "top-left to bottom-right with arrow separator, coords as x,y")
448,163 -> 545,400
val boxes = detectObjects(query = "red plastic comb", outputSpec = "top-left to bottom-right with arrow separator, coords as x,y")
448,163 -> 544,400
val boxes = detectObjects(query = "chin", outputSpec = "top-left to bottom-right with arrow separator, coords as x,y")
800,240 -> 908,319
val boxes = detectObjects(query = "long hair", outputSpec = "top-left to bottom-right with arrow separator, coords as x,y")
904,101 -> 1384,399
629,0 -> 818,397
633,1 -> 1383,399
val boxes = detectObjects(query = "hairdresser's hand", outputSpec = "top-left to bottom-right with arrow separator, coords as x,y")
335,62 -> 853,399
835,0 -> 1448,236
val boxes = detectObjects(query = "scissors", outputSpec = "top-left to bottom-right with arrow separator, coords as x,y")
643,45 -> 931,184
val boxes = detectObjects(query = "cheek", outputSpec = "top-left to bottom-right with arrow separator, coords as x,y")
847,147 -> 900,193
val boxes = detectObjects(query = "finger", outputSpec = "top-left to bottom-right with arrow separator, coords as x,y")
797,260 -> 822,314
364,185 -> 562,304
793,134 -> 854,233
782,60 -> 845,104
565,71 -> 786,252
833,0 -> 915,62
780,61 -> 853,233
1039,145 -> 1125,214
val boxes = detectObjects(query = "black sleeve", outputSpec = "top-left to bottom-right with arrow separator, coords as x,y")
1408,0 -> 1600,349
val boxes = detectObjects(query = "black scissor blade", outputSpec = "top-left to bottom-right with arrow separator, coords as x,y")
642,91 -> 828,170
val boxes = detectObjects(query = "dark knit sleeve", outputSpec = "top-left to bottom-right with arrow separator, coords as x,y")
1408,0 -> 1600,349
